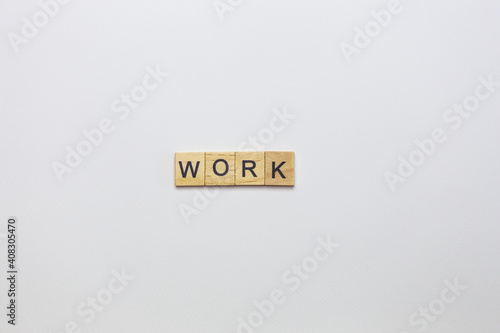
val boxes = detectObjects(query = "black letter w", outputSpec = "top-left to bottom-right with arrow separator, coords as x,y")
179,161 -> 200,178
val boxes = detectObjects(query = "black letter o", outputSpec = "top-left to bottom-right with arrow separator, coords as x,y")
213,159 -> 229,176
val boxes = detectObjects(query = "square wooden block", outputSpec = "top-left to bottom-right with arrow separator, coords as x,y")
265,151 -> 294,186
205,152 -> 235,186
175,152 -> 205,186
235,152 -> 265,185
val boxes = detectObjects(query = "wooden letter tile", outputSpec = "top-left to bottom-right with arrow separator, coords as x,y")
205,152 -> 235,186
235,152 -> 265,185
265,151 -> 294,186
175,152 -> 205,186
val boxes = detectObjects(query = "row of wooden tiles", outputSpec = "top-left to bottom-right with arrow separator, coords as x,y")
175,151 -> 294,186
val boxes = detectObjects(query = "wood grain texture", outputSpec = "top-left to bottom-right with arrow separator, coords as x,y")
175,152 -> 205,186
235,152 -> 265,185
265,151 -> 294,186
205,152 -> 235,186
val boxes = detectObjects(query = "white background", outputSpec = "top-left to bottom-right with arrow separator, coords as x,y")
1,0 -> 499,332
